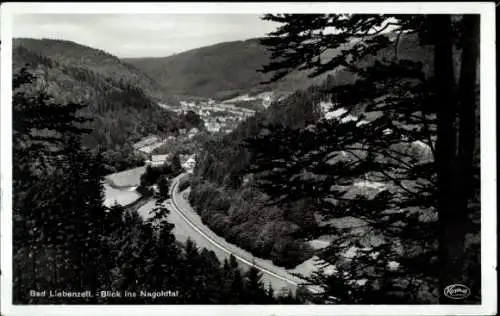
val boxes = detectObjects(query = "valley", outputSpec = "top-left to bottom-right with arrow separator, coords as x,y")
23,32 -> 431,277
11,12 -> 482,305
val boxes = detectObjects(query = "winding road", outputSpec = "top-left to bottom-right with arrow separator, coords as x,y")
104,167 -> 309,294
136,173 -> 306,294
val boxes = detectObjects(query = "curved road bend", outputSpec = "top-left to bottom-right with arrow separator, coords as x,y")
137,173 -> 306,294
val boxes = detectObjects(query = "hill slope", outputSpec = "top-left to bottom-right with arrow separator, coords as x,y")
124,38 -> 329,100
13,38 -> 189,172
13,38 -> 169,101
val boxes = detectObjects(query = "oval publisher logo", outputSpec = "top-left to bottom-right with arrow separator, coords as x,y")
443,284 -> 471,300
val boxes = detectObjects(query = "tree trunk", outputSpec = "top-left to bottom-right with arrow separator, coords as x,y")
458,15 -> 480,202
431,15 -> 460,303
431,15 -> 462,304
456,14 -> 480,300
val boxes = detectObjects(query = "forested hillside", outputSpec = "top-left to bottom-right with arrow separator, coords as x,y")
13,38 -> 167,100
13,38 -> 192,172
125,32 -> 437,102
124,38 -> 329,100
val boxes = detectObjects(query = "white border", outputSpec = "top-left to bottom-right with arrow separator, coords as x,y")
0,2 -> 496,316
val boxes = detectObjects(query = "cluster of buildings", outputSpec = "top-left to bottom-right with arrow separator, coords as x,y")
139,96 -> 262,171
201,103 -> 255,134
158,92 -> 287,135
132,130 -> 200,172
168,99 -> 256,134
156,91 -> 295,135
132,135 -> 171,167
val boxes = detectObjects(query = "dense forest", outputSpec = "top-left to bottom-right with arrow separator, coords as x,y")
13,39 -> 198,173
190,15 -> 481,304
12,67 -> 301,305
13,38 -> 166,100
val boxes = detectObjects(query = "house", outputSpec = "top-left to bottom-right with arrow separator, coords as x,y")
187,127 -> 200,139
181,154 -> 196,173
189,127 -> 200,135
132,136 -> 160,151
205,121 -> 221,133
132,135 -> 170,158
132,136 -> 162,157
146,154 -> 170,167
139,140 -> 167,155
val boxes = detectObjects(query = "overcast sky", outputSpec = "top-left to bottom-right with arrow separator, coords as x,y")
11,14 -> 280,58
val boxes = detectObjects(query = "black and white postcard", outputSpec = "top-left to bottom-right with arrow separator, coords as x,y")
0,2 -> 496,316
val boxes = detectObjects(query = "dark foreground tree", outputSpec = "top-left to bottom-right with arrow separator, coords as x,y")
12,67 -> 97,303
244,265 -> 271,304
258,14 -> 480,303
11,67 -> 303,305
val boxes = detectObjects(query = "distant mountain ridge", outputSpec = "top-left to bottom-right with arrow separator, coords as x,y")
124,37 -> 329,101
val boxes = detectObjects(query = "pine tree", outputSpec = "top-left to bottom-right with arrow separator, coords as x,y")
266,282 -> 275,303
256,14 -> 480,303
219,258 -> 235,303
179,238 -> 204,303
229,254 -> 239,270
145,199 -> 182,303
112,210 -> 144,298
65,143 -> 94,301
243,265 -> 268,304
198,249 -> 224,303
12,67 -> 94,303
171,153 -> 183,174
230,269 -> 245,304
100,204 -> 128,297
158,176 -> 171,199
